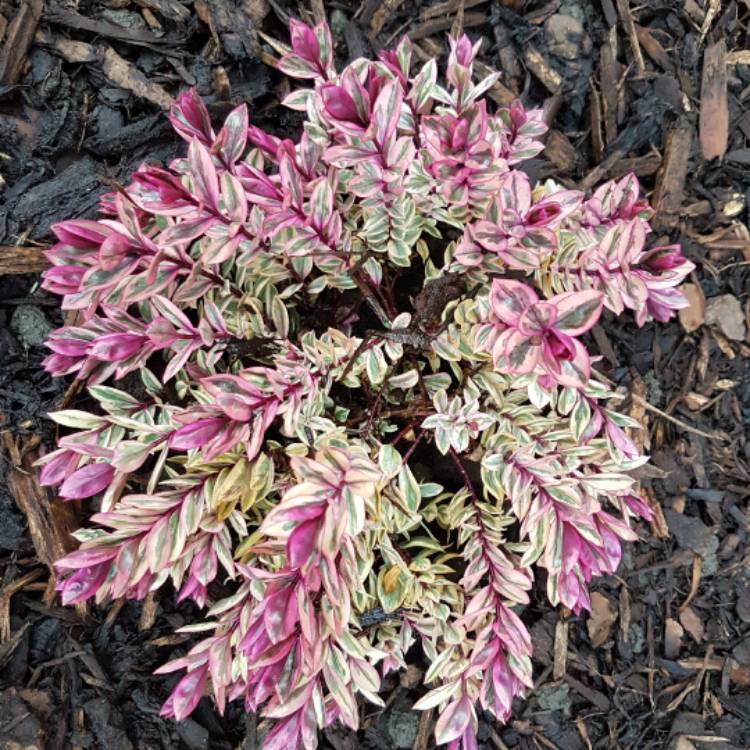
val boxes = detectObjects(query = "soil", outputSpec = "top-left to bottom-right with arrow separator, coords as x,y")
1,1 -> 750,749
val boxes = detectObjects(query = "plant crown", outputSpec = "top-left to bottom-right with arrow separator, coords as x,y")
40,21 -> 693,750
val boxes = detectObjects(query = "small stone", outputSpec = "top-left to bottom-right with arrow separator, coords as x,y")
663,510 -> 713,557
385,710 -> 418,750
664,509 -> 719,575
399,663 -> 423,688
175,718 -> 209,750
330,8 -> 348,43
0,688 -> 46,749
10,305 -> 54,348
629,622 -> 646,653
704,294 -> 746,341
100,8 -> 147,29
544,14 -> 592,61
732,637 -> 750,666
535,682 -> 570,712
665,617 -> 684,658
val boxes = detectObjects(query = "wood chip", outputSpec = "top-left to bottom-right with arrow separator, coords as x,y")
450,0 -> 465,39
140,7 -> 163,32
726,50 -> 750,66
553,617 -> 568,680
407,11 -> 485,41
674,738 -> 698,750
700,40 -> 729,160
615,0 -> 645,76
133,0 -> 191,22
591,324 -> 617,368
609,152 -> 662,179
587,591 -> 617,647
0,0 -> 43,85
545,129 -> 579,173
524,45 -> 562,93
679,656 -> 750,687
419,0 -> 485,20
1,434 -> 83,613
201,0 -> 260,58
525,0 -> 561,25
618,584 -> 631,642
698,0 -> 721,47
683,0 -> 705,24
413,707 -> 436,750
0,245 -> 49,274
474,59 -> 517,106
684,392 -> 710,410
678,283 -> 706,333
310,0 -> 326,24
564,673 -> 611,711
97,45 -> 175,110
652,117 -> 693,230
0,570 -> 44,642
589,83 -> 604,163
679,606 -> 705,643
644,487 -> 670,539
634,25 -> 672,71
578,147 -> 626,191
599,42 -> 618,145
600,0 -> 617,27
139,591 -> 159,631
665,617 -> 684,659
626,373 -> 649,452
46,7 -> 170,51
36,32 -> 98,63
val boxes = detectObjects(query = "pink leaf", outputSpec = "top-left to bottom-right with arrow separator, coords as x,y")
188,139 -> 220,209
500,329 -> 539,374
169,89 -> 214,145
489,279 -> 538,326
289,19 -> 320,64
371,80 -> 402,148
57,562 -> 111,605
170,417 -> 226,450
216,104 -> 248,165
286,518 -> 319,568
434,695 -> 474,745
90,332 -> 148,362
553,290 -> 604,335
59,462 -> 115,500
161,665 -> 208,721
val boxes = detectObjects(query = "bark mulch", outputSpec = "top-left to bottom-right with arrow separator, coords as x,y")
1,1 -> 749,748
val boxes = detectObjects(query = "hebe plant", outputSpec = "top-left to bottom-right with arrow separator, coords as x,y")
39,20 -> 693,750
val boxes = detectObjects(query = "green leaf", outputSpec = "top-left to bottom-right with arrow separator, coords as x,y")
48,410 -> 104,429
582,473 -> 634,493
397,464 -> 421,515
413,680 -> 460,710
570,397 -> 591,440
378,444 -> 402,479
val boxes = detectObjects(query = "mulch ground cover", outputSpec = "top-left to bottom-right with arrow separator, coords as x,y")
0,0 -> 749,748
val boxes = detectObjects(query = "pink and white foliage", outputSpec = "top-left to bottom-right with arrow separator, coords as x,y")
38,18 -> 692,750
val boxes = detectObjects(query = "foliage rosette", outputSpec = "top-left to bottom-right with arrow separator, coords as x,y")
39,20 -> 694,750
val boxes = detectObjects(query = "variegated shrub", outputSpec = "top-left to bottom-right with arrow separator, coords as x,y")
39,21 -> 693,750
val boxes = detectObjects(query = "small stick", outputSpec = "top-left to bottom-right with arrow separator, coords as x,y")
615,0 -> 646,77
630,393 -> 727,442
351,273 -> 392,328
450,0 -> 465,39
593,370 -> 728,442
367,328 -> 433,349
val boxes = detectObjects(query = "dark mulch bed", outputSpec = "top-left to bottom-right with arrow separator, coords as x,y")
1,1 -> 749,748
